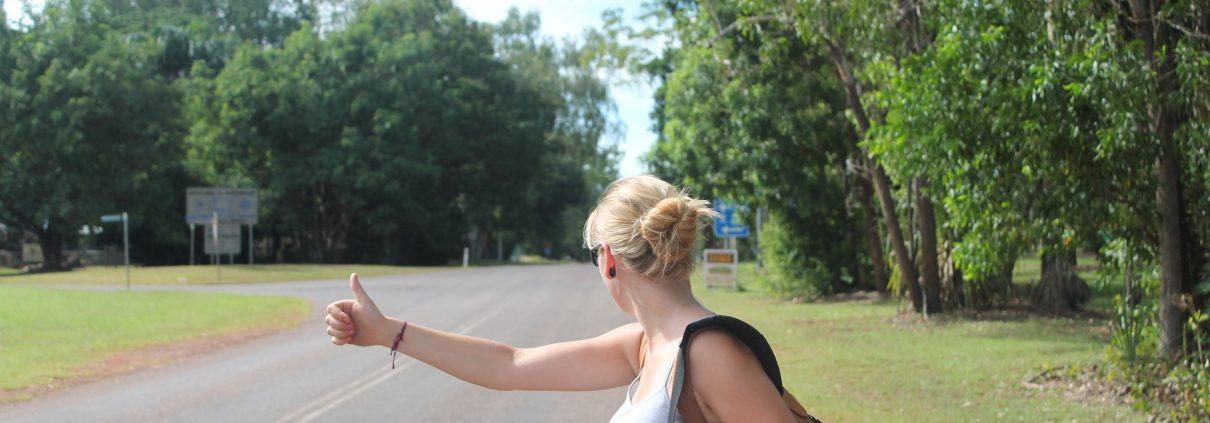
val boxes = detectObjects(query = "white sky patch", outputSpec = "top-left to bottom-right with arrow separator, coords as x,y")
4,0 -> 42,27
5,0 -> 658,177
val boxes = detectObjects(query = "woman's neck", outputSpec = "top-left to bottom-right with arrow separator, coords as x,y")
625,274 -> 714,347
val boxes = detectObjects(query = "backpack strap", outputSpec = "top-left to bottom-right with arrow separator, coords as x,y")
667,315 -> 798,423
680,316 -> 785,393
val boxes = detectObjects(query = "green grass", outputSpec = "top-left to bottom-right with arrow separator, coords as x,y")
691,262 -> 1141,422
0,286 -> 309,396
0,264 -> 446,285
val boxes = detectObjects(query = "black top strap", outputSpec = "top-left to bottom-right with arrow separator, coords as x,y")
678,315 -> 785,395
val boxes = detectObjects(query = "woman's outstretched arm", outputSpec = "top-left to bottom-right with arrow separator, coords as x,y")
325,273 -> 641,392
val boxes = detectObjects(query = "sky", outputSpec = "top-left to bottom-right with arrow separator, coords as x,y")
4,0 -> 659,178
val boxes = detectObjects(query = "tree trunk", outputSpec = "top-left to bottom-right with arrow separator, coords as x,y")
1156,141 -> 1186,359
858,176 -> 888,293
1128,0 -> 1190,360
916,177 -> 943,314
826,39 -> 923,312
869,159 -> 922,312
1032,250 -> 1091,313
938,241 -> 966,309
37,223 -> 64,271
271,223 -> 283,263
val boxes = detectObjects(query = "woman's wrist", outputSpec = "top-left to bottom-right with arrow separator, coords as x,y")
379,317 -> 406,348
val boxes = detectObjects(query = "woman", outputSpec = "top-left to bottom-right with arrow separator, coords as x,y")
324,175 -> 796,422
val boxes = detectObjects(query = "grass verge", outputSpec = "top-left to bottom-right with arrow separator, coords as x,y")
0,263 -> 445,285
0,286 -> 309,401
691,263 -> 1142,422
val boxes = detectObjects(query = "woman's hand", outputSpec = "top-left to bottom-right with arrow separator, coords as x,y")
325,273 -> 393,347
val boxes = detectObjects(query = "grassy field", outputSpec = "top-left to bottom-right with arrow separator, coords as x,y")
0,286 -> 309,400
692,261 -> 1141,422
0,263 -> 446,285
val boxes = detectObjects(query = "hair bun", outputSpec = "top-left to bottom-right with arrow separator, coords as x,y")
640,197 -> 699,264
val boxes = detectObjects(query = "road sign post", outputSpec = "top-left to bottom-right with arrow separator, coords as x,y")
101,213 -> 130,290
710,200 -> 749,288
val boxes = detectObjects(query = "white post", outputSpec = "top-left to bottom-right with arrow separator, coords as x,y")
189,224 -> 195,266
123,212 -> 130,291
463,247 -> 469,268
214,212 -> 221,282
756,208 -> 763,269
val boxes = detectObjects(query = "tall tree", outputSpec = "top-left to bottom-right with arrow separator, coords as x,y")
189,0 -> 584,264
0,0 -> 184,269
493,8 -> 621,259
646,1 -> 867,295
1122,0 -> 1207,360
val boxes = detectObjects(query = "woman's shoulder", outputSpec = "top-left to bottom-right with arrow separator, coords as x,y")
683,324 -> 791,420
684,324 -> 771,393
598,322 -> 645,374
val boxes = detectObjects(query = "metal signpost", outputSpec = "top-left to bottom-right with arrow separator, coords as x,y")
101,213 -> 130,290
709,200 -> 750,289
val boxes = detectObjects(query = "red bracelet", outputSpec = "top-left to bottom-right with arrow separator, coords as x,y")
390,321 -> 408,369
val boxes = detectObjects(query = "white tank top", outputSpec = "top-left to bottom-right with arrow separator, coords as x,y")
609,358 -> 684,423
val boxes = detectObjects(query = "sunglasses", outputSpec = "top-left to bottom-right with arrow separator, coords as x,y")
590,246 -> 601,267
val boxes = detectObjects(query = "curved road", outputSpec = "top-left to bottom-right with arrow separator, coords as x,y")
0,264 -> 631,422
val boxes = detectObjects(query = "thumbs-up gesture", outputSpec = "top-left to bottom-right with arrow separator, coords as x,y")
326,273 -> 389,347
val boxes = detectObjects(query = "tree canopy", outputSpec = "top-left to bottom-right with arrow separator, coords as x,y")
0,0 -> 619,266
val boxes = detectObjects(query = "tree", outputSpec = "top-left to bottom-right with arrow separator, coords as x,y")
871,0 -> 1209,347
645,1 -> 868,295
0,0 -> 185,269
493,8 -> 621,260
189,0 -> 600,264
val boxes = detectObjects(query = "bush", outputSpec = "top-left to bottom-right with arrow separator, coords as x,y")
759,216 -> 836,298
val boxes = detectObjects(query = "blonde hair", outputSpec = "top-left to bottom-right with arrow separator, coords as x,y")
583,175 -> 719,280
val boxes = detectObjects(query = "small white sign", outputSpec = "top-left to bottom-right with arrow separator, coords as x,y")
187,187 -> 258,224
22,243 -> 44,264
204,223 -> 242,255
702,249 -> 738,289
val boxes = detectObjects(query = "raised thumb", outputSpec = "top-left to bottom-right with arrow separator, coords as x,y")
349,273 -> 376,307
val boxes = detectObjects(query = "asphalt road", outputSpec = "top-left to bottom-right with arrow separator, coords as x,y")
0,264 -> 632,422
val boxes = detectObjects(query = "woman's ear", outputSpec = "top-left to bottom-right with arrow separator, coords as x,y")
602,245 -> 617,279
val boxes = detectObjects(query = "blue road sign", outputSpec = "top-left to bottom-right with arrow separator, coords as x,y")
713,200 -> 749,238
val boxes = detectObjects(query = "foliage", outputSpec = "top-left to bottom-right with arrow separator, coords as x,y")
644,0 -> 868,292
868,0 -> 1124,284
0,0 -> 189,268
0,0 -> 618,267
758,215 -> 837,298
1108,294 -> 1158,367
491,8 -> 622,259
